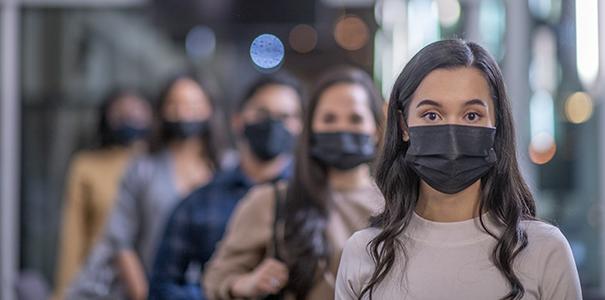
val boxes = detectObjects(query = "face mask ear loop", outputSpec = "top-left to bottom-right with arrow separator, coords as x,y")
397,109 -> 410,143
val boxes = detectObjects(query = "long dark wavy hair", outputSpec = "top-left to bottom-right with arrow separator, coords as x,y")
151,73 -> 225,170
282,66 -> 384,300
360,40 -> 537,300
97,88 -> 148,148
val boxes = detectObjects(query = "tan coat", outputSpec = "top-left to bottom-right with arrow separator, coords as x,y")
203,181 -> 384,300
53,147 -> 133,300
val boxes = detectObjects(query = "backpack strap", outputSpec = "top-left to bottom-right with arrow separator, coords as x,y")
271,182 -> 285,261
263,182 -> 287,300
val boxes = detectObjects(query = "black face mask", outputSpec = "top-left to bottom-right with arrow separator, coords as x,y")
244,118 -> 294,161
311,132 -> 375,170
112,124 -> 149,145
404,124 -> 497,194
163,120 -> 208,140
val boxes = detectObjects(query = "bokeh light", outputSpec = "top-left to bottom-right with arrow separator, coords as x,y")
407,0 -> 440,59
576,0 -> 599,88
334,15 -> 369,51
375,0 -> 407,30
529,132 -> 557,165
436,0 -> 461,27
250,34 -> 285,70
530,26 -> 557,93
185,26 -> 216,59
479,0 -> 506,60
528,0 -> 562,22
565,92 -> 594,124
289,24 -> 318,54
529,0 -> 551,19
529,90 -> 555,138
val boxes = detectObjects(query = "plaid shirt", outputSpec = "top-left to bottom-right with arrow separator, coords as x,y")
149,164 -> 291,300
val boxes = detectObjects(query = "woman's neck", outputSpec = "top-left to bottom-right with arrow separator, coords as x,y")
239,144 -> 290,183
127,140 -> 148,155
169,138 -> 205,160
328,164 -> 372,191
168,138 -> 213,196
415,180 -> 482,222
169,139 -> 210,167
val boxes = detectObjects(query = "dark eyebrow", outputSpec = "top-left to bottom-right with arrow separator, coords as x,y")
416,98 -> 488,108
416,99 -> 442,108
465,99 -> 488,107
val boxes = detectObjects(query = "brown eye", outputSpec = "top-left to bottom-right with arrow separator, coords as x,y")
252,108 -> 271,121
322,113 -> 337,123
422,112 -> 439,121
275,113 -> 290,122
350,113 -> 363,124
465,112 -> 481,122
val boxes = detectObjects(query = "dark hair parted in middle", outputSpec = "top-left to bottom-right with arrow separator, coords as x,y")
282,66 -> 384,300
236,72 -> 304,113
152,73 -> 225,170
97,88 -> 148,148
361,39 -> 536,300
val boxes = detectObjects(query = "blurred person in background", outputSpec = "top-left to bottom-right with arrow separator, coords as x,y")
335,40 -> 581,300
203,66 -> 384,300
67,73 -> 225,300
148,74 -> 304,299
53,88 -> 152,300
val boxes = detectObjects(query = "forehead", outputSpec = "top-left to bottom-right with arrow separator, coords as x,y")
245,84 -> 301,111
110,95 -> 145,111
411,67 -> 493,107
164,79 -> 208,107
316,83 -> 370,112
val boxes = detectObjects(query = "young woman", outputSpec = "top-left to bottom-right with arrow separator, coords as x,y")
203,66 -> 385,300
68,74 -> 224,300
54,89 -> 152,300
335,40 -> 581,300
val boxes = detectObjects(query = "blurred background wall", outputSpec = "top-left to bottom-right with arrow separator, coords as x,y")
1,0 -> 604,299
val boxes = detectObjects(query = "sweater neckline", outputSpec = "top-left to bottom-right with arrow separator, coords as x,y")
404,211 -> 502,245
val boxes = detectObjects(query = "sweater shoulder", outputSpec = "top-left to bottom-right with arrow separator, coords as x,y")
343,227 -> 382,258
522,220 -> 567,244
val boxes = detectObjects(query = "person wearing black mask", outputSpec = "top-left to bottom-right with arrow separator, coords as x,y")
149,73 -> 303,299
67,74 -> 224,300
54,89 -> 151,300
203,66 -> 385,300
335,40 -> 581,300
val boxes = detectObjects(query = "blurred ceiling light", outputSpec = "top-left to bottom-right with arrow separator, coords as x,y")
375,0 -> 384,27
250,33 -> 285,70
576,0 -> 599,88
529,0 -> 552,19
530,26 -> 557,93
334,15 -> 370,51
322,0 -> 374,7
529,0 -> 562,22
530,90 -> 555,138
374,29 -> 394,98
565,92 -> 594,124
376,0 -> 407,30
436,0 -> 460,27
529,132 -> 557,165
407,0 -> 440,59
185,25 -> 216,60
479,0 -> 506,60
289,24 -> 318,54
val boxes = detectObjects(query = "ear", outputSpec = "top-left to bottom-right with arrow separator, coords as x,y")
397,109 -> 410,142
371,129 -> 381,146
232,114 -> 244,136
